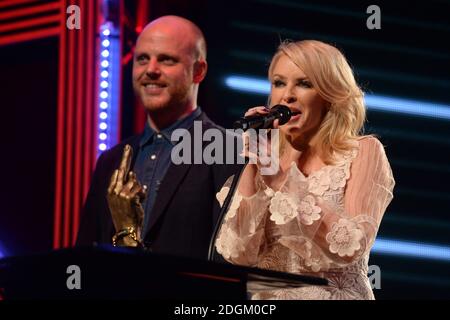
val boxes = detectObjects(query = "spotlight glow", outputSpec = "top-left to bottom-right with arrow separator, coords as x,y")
224,75 -> 450,120
373,237 -> 450,262
225,75 -> 270,94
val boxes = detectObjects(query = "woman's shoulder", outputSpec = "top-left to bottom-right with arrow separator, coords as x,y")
355,135 -> 389,162
356,134 -> 380,143
332,136 -> 386,165
355,135 -> 395,185
356,135 -> 384,150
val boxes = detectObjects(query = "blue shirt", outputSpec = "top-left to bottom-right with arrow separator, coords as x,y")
133,108 -> 202,234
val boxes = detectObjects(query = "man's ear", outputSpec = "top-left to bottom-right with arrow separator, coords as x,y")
193,60 -> 207,84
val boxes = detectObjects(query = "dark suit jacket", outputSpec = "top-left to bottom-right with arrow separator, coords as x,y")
76,112 -> 243,260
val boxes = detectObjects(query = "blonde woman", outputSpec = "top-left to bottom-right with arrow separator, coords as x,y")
215,40 -> 395,300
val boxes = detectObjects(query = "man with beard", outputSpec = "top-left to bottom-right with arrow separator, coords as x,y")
76,16 -> 241,259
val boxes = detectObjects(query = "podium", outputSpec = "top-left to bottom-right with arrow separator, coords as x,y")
0,246 -> 327,299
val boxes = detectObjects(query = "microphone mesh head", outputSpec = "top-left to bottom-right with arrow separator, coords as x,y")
271,104 -> 292,125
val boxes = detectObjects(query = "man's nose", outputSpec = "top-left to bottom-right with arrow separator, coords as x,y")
145,58 -> 160,78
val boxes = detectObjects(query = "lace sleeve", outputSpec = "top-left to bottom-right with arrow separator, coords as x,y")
214,174 -> 273,266
275,137 -> 395,271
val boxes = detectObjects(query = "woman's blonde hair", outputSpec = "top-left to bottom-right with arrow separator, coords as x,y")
268,40 -> 366,164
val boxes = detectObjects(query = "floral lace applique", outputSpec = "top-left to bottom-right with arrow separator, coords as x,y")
327,273 -> 373,300
326,218 -> 364,257
216,186 -> 230,207
308,169 -> 331,196
269,191 -> 298,224
329,165 -> 350,191
264,187 -> 275,198
216,186 -> 243,221
298,195 -> 321,225
307,149 -> 357,196
257,246 -> 288,271
303,242 -> 323,272
215,225 -> 245,259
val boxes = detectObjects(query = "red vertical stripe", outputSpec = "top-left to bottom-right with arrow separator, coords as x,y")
133,0 -> 149,134
54,0 -> 101,248
135,0 -> 149,32
80,0 -> 95,243
54,0 -> 66,249
72,0 -> 84,245
63,13 -> 75,248
117,0 -> 124,141
90,0 -> 99,187
92,0 -> 101,168
53,0 -> 109,247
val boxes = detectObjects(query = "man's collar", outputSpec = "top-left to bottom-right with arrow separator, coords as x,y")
139,107 -> 202,147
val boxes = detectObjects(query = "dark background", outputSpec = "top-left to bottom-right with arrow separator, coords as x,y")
0,0 -> 449,299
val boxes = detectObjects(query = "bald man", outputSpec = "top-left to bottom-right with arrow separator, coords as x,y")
133,15 -> 207,130
76,16 -> 241,259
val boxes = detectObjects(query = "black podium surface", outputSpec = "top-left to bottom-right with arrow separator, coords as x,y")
0,246 -> 327,299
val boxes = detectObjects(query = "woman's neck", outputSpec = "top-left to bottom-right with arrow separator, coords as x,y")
282,142 -> 326,176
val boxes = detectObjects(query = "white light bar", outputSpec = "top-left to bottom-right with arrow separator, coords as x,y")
373,237 -> 450,262
224,75 -> 450,120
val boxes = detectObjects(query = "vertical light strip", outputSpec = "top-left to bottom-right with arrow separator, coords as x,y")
98,23 -> 112,152
97,0 -> 121,156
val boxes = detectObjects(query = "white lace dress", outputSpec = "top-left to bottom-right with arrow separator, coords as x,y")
215,136 -> 395,300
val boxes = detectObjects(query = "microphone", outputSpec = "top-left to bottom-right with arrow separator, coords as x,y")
233,104 -> 300,131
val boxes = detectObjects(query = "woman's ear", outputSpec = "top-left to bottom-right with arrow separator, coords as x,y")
193,60 -> 208,83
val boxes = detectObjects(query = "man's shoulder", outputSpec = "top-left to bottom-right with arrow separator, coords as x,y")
196,112 -> 223,130
98,134 -> 141,162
